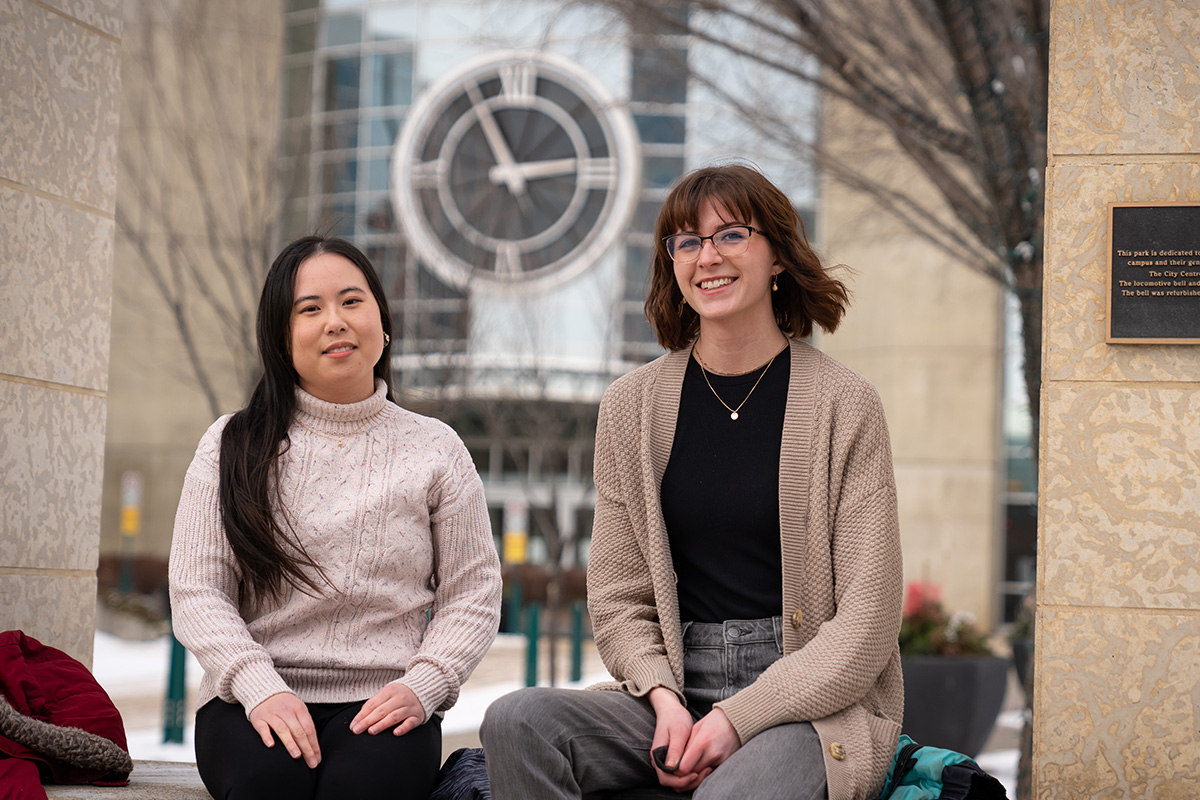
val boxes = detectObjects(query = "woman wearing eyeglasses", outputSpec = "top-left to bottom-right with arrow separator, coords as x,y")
481,164 -> 903,800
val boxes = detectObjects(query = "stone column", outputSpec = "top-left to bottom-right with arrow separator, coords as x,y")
0,0 -> 123,666
1037,1 -> 1200,795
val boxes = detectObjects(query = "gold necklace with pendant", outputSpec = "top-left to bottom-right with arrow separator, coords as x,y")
295,414 -> 376,447
693,350 -> 778,421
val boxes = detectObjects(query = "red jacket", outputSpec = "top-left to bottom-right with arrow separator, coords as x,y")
0,631 -> 131,799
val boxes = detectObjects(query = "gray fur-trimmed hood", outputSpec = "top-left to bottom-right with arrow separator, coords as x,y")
0,692 -> 132,776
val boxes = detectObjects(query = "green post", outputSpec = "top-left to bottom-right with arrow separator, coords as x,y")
570,602 -> 584,683
119,536 -> 134,595
163,624 -> 187,744
524,602 -> 541,687
507,580 -> 523,635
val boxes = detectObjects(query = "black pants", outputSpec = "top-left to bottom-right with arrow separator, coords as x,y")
195,698 -> 442,800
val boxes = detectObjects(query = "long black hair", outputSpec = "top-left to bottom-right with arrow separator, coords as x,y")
218,236 -> 395,602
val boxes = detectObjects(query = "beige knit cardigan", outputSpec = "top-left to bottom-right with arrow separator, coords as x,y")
586,339 -> 904,800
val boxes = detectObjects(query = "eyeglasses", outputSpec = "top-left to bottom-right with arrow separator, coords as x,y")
663,225 -> 763,262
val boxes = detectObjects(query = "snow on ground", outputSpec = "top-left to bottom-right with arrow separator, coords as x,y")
977,749 -> 1018,798
92,630 -> 203,697
92,631 -> 608,763
93,630 -> 1019,798
978,709 -> 1024,798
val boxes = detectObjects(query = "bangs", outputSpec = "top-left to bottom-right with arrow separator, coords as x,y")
655,174 -> 759,238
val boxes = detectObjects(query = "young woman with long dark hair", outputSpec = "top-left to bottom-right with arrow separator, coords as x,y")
481,165 -> 904,800
169,236 -> 502,800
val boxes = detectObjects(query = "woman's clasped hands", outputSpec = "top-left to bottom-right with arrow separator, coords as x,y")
647,687 -> 742,792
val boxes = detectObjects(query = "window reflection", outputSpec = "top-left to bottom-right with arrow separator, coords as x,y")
323,117 -> 358,151
372,52 -> 413,107
323,14 -> 363,47
367,116 -> 404,147
632,48 -> 687,104
324,57 -> 361,112
321,158 -> 357,194
366,158 -> 390,192
642,156 -> 686,190
633,114 -> 685,144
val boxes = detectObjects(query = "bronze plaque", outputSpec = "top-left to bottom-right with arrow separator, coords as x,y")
1107,203 -> 1200,343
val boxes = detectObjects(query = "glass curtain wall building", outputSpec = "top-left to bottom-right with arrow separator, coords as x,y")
281,0 -> 694,572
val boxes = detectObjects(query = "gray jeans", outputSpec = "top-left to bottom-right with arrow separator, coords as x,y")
480,617 -> 827,800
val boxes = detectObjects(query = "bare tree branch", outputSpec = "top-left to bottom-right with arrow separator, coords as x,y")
586,0 -> 1047,451
117,0 -> 289,417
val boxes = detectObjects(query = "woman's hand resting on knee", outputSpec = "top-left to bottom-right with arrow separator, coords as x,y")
648,687 -> 710,792
249,692 -> 321,768
351,683 -> 426,736
677,708 -> 741,783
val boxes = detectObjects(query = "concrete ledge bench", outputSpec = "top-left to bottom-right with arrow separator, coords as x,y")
41,761 -> 676,799
45,762 -> 210,799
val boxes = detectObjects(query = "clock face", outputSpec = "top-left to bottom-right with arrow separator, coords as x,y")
392,51 -> 640,292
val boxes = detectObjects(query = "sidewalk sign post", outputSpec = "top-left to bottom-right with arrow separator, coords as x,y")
119,471 -> 142,594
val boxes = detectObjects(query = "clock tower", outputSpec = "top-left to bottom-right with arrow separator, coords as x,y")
279,1 -> 691,572
392,51 -> 640,292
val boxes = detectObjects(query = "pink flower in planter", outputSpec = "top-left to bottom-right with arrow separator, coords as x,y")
903,580 -> 941,618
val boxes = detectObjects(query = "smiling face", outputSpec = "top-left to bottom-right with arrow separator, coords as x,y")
289,252 -> 385,404
673,199 -> 782,336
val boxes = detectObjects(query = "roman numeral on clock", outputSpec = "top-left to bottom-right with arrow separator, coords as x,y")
499,63 -> 537,102
496,243 -> 523,277
579,158 -> 616,188
411,159 -> 445,188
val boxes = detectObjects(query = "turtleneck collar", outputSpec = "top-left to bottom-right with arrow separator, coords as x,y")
293,378 -> 389,434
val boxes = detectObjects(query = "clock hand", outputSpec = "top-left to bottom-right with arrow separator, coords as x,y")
465,82 -> 527,197
488,158 -> 578,183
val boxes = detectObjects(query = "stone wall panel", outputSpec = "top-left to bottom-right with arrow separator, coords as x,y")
0,574 -> 97,667
1050,0 -> 1200,155
0,187 -> 114,389
0,382 -> 106,572
1037,609 -> 1200,799
0,2 -> 120,210
1042,382 -> 1200,610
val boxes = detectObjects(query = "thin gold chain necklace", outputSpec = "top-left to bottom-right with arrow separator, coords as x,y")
693,350 -> 778,421
295,414 -> 376,447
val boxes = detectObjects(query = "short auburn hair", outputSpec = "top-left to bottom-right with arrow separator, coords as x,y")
644,164 -> 849,350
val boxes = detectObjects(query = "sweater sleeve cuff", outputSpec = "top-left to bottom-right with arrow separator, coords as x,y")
713,683 -> 783,744
230,663 -> 293,717
395,661 -> 452,721
619,659 -> 682,703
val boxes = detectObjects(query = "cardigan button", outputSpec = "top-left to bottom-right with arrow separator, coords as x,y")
829,742 -> 846,761
790,609 -> 803,629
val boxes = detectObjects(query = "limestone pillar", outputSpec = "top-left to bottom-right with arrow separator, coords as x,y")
1037,1 -> 1200,794
0,0 -> 123,666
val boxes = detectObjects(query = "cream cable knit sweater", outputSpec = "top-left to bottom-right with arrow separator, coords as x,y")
169,380 -> 502,722
586,340 -> 904,800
